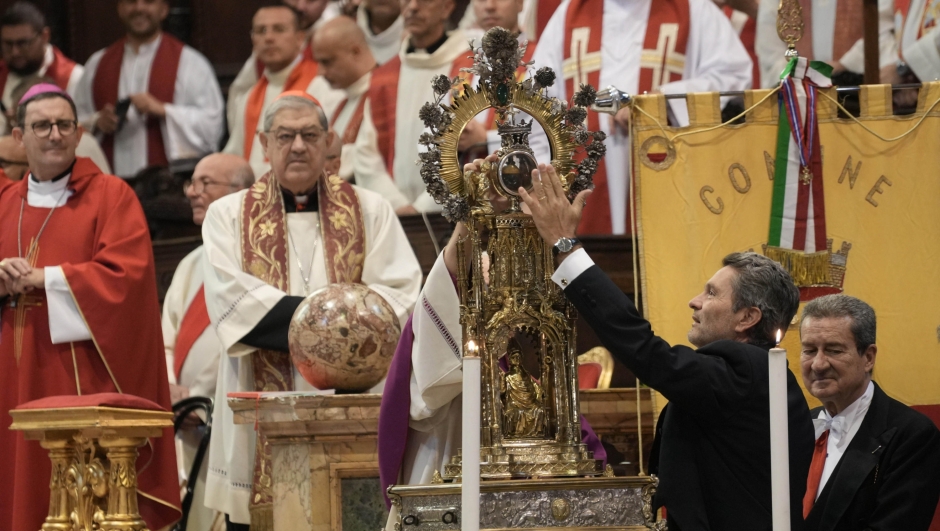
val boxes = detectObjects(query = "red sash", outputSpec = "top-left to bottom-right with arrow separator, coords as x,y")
0,45 -> 77,97
92,34 -> 184,169
240,170 -> 365,525
243,58 -> 320,159
172,285 -> 210,381
330,95 -> 368,145
367,55 -> 469,179
563,0 -> 689,234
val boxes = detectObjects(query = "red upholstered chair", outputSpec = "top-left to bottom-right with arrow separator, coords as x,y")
911,404 -> 940,531
578,347 -> 614,390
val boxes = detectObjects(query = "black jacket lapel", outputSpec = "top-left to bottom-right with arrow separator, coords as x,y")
817,385 -> 896,531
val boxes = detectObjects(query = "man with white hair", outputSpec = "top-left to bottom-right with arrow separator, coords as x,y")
202,92 -> 422,530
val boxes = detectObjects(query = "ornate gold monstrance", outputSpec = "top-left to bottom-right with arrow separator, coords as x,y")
388,28 -> 662,530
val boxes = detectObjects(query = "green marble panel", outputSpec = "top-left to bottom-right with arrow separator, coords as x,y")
341,477 -> 388,531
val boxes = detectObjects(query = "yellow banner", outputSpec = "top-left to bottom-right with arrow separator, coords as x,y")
633,83 -> 940,409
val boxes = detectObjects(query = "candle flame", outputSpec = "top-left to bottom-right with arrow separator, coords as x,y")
775,329 -> 782,346
467,340 -> 477,352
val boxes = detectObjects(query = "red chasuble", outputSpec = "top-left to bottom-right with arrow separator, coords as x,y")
563,0 -> 689,234
92,34 -> 185,169
367,56 -> 470,178
0,158 -> 181,531
0,45 -> 78,94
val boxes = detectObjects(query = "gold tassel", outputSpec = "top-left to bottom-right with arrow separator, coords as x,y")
762,246 -> 832,287
249,504 -> 274,531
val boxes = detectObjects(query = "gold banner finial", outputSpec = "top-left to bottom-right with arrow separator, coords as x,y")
776,0 -> 805,57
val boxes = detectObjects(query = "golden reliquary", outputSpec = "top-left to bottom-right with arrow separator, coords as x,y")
387,27 -> 663,530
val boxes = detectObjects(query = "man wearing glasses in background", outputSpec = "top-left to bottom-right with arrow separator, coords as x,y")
0,83 -> 181,531
0,1 -> 83,135
161,153 -> 255,531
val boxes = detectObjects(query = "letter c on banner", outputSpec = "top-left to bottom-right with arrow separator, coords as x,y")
700,186 -> 724,214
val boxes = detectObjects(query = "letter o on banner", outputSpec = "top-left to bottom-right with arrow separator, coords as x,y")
728,163 -> 751,194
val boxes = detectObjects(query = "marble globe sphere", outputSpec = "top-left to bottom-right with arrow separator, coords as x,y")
288,283 -> 401,391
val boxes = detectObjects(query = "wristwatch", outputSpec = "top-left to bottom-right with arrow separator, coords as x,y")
552,236 -> 580,256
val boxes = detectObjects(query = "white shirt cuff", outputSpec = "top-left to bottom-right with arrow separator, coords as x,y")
550,248 -> 594,289
44,266 -> 93,344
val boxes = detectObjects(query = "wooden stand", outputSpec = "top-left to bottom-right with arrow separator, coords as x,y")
9,406 -> 173,531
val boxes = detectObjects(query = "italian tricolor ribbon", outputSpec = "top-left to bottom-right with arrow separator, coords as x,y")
765,57 -> 836,289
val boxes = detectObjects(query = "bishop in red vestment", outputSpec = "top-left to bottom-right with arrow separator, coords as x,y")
0,84 -> 180,531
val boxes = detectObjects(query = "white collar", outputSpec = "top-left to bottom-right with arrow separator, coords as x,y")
265,54 -> 303,83
401,30 -> 469,69
357,6 -> 404,40
125,33 -> 162,57
815,381 -> 874,447
27,171 -> 73,207
346,72 -> 372,99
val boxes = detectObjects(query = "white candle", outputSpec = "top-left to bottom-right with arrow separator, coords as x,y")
462,340 -> 481,531
769,330 -> 791,531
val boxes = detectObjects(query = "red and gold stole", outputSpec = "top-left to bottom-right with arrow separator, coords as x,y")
367,56 -> 471,178
173,286 -> 210,380
93,34 -> 184,169
243,59 -> 320,159
239,170 -> 365,527
795,0 -> 862,63
563,0 -> 689,234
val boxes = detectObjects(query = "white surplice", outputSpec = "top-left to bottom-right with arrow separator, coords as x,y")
334,72 -> 371,180
161,245 -> 220,398
201,184 -> 422,524
357,7 -> 405,66
353,31 -> 471,212
899,0 -> 940,82
223,55 -> 343,178
755,0 -> 897,88
531,0 -> 752,234
0,44 -> 84,134
74,34 -> 224,178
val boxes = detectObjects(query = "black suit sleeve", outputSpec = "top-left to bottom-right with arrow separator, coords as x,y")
867,413 -> 940,530
238,296 -> 304,352
566,265 -> 758,421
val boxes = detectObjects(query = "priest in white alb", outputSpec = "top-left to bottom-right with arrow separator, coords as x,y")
74,0 -> 223,178
356,0 -> 405,65
312,16 -> 377,180
353,0 -> 472,213
532,0 -> 752,234
224,4 -> 342,178
203,92 -> 422,528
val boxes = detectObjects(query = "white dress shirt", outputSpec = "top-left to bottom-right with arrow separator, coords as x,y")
814,380 -> 875,498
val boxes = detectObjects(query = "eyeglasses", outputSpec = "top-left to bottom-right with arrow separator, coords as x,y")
266,127 -> 325,148
250,24 -> 294,37
1,34 -> 40,51
27,120 -> 78,138
183,177 -> 239,195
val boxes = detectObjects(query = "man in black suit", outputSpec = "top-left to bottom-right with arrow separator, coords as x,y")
800,294 -> 940,531
513,162 -> 815,531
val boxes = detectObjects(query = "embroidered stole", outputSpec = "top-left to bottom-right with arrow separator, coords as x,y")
367,56 -> 469,178
93,34 -> 184,169
795,0 -> 863,63
243,59 -> 320,159
330,95 -> 368,145
240,171 -> 366,528
173,285 -> 210,380
563,0 -> 689,234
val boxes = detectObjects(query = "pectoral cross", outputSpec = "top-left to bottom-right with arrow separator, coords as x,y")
639,23 -> 686,91
562,27 -> 602,88
13,292 -> 42,366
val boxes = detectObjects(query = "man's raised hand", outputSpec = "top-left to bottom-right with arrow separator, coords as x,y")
518,163 -> 591,247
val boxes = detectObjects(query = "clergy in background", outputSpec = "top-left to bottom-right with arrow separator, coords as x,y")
161,153 -> 254,531
0,84 -> 180,531
74,0 -> 224,178
203,92 -> 421,529
225,0 -> 342,135
312,16 -> 377,180
356,0 -> 405,65
532,0 -> 752,235
224,4 -> 342,178
0,1 -> 83,134
353,0 -> 471,214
